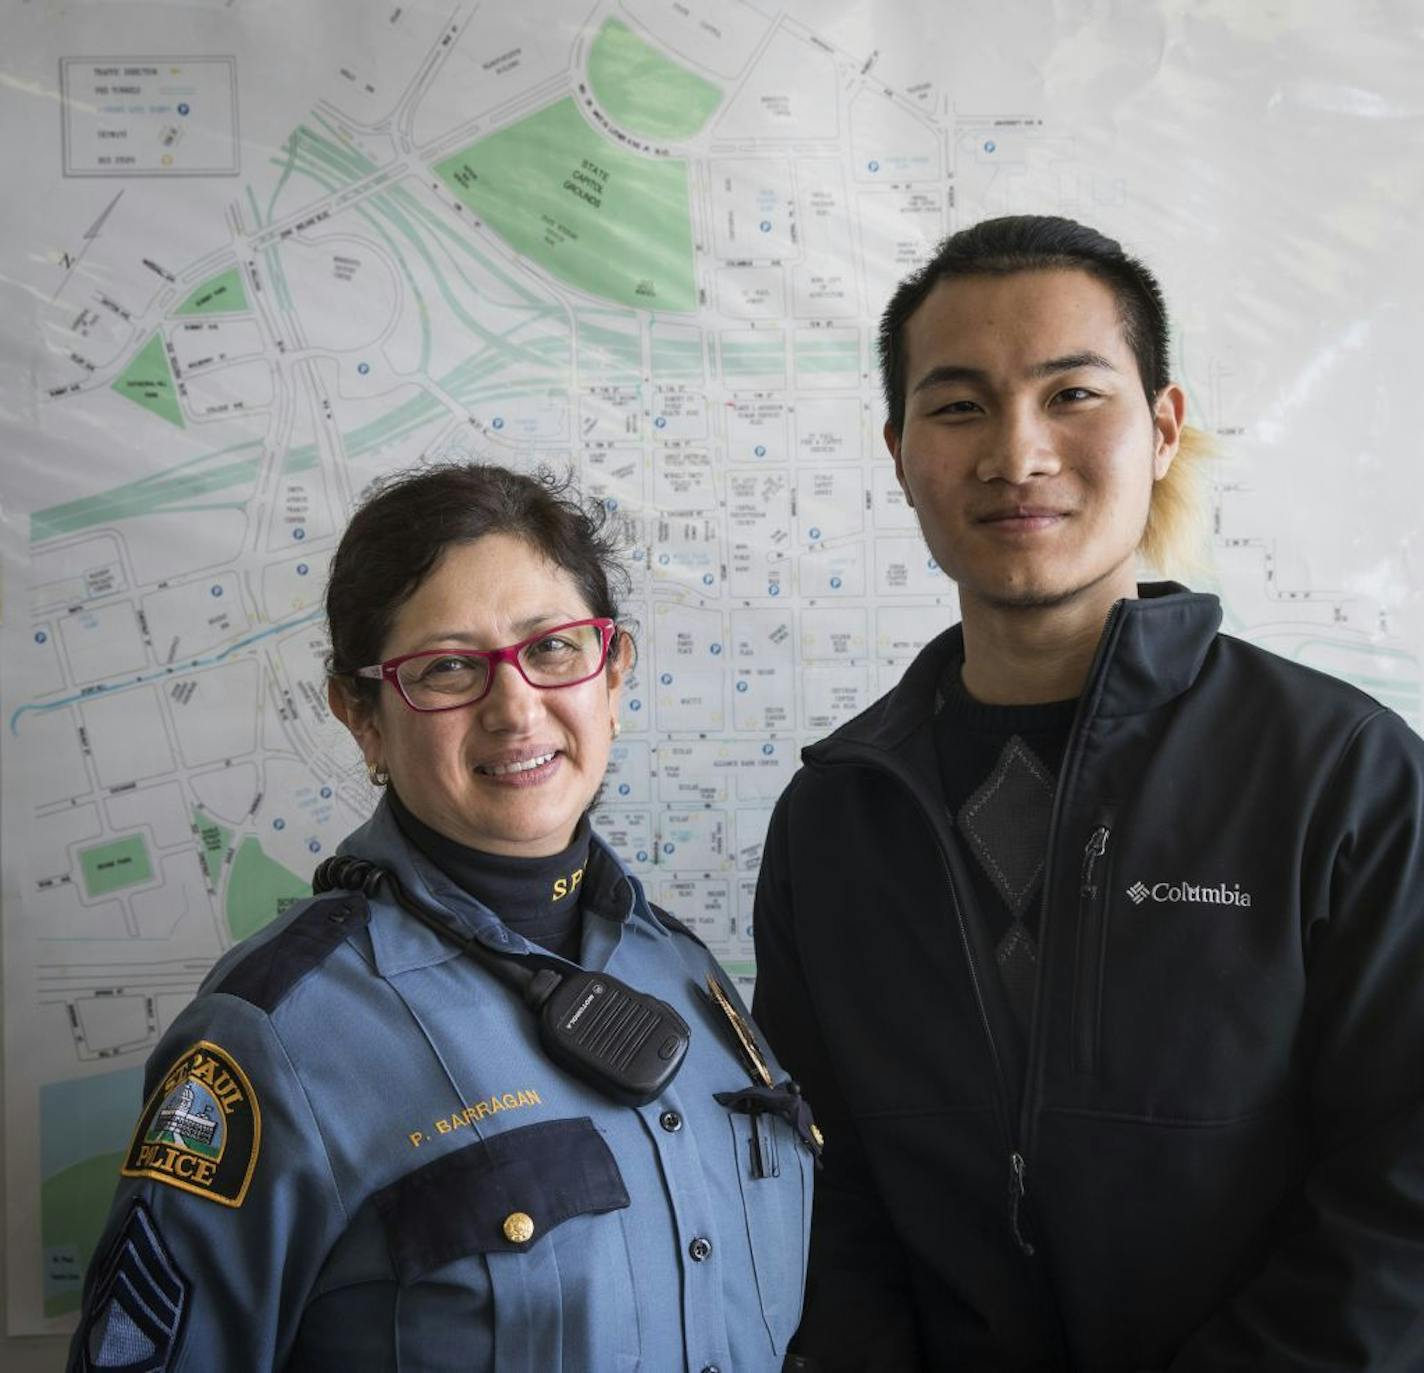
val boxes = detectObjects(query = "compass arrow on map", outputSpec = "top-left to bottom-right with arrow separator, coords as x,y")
51,189 -> 124,301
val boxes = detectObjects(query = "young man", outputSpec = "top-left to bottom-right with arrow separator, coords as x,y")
754,216 -> 1424,1371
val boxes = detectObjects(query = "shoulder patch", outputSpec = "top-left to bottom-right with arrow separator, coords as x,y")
649,901 -> 708,950
122,1042 -> 260,1207
78,1200 -> 187,1370
212,892 -> 370,1012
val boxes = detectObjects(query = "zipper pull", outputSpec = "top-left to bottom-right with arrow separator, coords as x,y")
1080,824 -> 1110,897
1009,1151 -> 1036,1257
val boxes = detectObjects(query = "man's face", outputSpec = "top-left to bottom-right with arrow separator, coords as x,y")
886,268 -> 1184,617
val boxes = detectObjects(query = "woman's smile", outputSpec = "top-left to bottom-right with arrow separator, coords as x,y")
474,749 -> 561,781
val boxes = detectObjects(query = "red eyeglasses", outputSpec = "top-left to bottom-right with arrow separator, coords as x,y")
353,618 -> 617,713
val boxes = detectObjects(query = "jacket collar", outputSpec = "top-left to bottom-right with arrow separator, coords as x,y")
805,582 -> 1222,764
337,800 -> 654,978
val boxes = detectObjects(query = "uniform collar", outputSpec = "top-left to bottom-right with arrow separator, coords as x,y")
338,800 -> 658,978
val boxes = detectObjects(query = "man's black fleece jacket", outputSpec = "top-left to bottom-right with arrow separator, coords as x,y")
754,584 -> 1424,1371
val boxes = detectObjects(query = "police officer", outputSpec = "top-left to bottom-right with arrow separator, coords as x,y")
71,463 -> 815,1372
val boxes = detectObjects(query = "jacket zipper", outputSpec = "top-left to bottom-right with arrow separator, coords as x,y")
807,601 -> 1130,1259
1013,599 -> 1128,1225
1072,814 -> 1114,1076
1009,1150 -> 1035,1256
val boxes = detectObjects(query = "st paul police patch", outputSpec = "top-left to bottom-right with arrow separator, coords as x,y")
122,1041 -> 260,1207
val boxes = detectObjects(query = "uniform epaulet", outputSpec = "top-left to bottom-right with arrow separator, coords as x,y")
649,901 -> 708,951
212,893 -> 371,1013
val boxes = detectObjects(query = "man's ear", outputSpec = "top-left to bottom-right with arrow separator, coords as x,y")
1151,383 -> 1187,480
884,420 -> 913,507
328,678 -> 383,767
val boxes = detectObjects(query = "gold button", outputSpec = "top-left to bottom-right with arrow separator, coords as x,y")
502,1211 -> 535,1244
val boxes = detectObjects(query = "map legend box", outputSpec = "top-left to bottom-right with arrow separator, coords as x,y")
61,57 -> 239,177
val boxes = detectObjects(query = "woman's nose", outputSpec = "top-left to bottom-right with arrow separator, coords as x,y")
476,659 -> 543,730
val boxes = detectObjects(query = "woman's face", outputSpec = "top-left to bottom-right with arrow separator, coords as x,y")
333,532 -> 626,858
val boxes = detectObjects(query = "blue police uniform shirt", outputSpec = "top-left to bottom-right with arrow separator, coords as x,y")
69,799 -> 813,1372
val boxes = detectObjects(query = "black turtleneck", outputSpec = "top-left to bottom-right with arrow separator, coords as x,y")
386,788 -> 591,962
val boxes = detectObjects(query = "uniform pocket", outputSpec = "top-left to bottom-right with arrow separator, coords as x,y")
373,1116 -> 639,1372
727,1110 -> 810,1356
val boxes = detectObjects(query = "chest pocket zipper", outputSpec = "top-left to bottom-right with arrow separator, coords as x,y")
1072,815 -> 1114,1076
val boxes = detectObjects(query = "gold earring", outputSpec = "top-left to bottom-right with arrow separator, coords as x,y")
367,761 -> 390,787
611,719 -> 621,739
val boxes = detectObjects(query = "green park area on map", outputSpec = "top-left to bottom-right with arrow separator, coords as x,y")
175,266 -> 249,316
587,19 -> 722,140
111,331 -> 184,428
435,97 -> 697,313
226,837 -> 310,941
194,808 -> 233,886
41,1150 -> 126,1315
79,834 -> 153,898
39,1072 -> 143,1316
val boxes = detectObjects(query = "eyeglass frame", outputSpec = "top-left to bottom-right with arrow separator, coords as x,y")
350,617 -> 619,713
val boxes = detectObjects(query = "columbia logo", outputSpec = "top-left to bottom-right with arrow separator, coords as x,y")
1126,879 -> 1253,908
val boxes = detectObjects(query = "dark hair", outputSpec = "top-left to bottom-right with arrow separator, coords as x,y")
878,215 -> 1171,433
325,463 -> 629,703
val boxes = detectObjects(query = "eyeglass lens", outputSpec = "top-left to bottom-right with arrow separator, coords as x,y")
395,623 -> 606,708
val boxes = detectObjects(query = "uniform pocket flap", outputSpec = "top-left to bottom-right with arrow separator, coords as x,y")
373,1116 -> 631,1283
